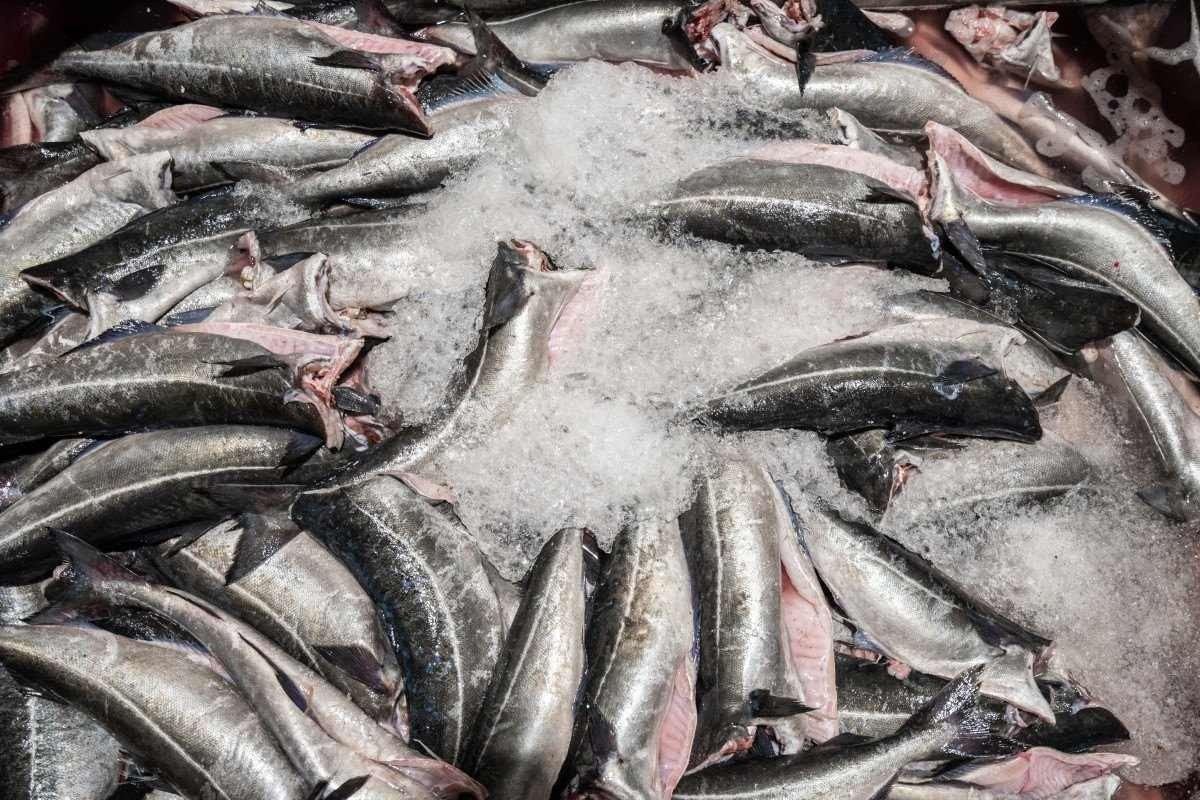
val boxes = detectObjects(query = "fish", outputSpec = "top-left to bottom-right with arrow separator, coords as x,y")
788,495 -> 1055,721
680,460 -> 817,768
0,438 -> 96,511
81,113 -> 377,192
0,151 -> 175,272
53,16 -> 456,133
673,667 -> 1018,800
1086,331 -> 1200,522
0,623 -> 307,800
151,515 -> 406,724
710,24 -> 1060,181
933,747 -> 1138,800
2,83 -> 103,145
927,149 -> 1200,377
0,140 -> 103,215
49,533 -> 481,800
0,425 -> 322,581
339,239 -> 585,479
700,337 -> 1042,443
833,655 -> 1129,753
291,473 -> 506,766
418,0 -> 697,71
566,516 -> 697,800
20,181 -> 312,333
0,330 -> 328,445
461,527 -> 588,800
640,157 -> 937,271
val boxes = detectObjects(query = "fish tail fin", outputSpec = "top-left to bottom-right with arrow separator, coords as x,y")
30,530 -> 146,620
902,665 -> 1021,758
980,647 -> 1055,723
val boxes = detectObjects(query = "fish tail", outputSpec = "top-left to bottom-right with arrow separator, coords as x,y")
30,530 -> 146,620
902,664 -> 1021,758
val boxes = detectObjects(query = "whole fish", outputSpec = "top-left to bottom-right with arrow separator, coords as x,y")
680,461 -> 814,768
21,182 -> 312,332
461,528 -> 588,800
789,495 -> 1055,721
0,331 -> 326,445
833,656 -> 1129,753
292,474 -> 506,766
701,338 -> 1042,442
928,150 -> 1200,377
641,158 -> 936,271
1087,331 -> 1200,521
710,24 -> 1059,181
50,534 -> 480,800
342,239 -> 585,478
0,425 -> 321,581
418,0 -> 696,71
82,114 -> 376,192
0,140 -> 102,215
674,667 -> 1016,800
0,151 -> 174,271
566,517 -> 697,800
54,16 -> 454,134
152,515 -> 405,724
0,623 -> 307,800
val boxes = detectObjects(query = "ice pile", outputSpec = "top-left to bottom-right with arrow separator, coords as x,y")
360,61 -> 1196,782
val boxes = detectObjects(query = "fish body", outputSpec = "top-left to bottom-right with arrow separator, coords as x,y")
292,474 -> 506,766
0,623 -> 306,800
567,517 -> 697,800
462,528 -> 587,800
0,425 -> 320,581
702,338 -> 1041,442
0,140 -> 102,214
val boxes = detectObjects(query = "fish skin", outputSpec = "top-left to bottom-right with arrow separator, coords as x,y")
1088,331 -> 1200,521
701,338 -> 1042,443
82,116 -> 376,192
0,623 -> 307,800
0,140 -> 102,214
292,474 -> 506,766
928,151 -> 1200,377
462,528 -> 587,800
340,240 -> 585,479
54,16 -> 440,133
711,25 -> 1059,182
567,516 -> 697,800
789,496 -> 1055,721
0,331 -> 325,444
418,0 -> 696,71
50,537 -> 460,800
642,158 -> 936,270
152,517 -> 405,724
681,461 -> 810,769
20,182 -> 311,326
0,425 -> 321,582
674,667 -> 1013,800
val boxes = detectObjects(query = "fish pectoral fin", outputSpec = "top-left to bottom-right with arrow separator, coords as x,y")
322,775 -> 371,800
103,263 -> 168,301
224,513 -> 302,584
938,218 -> 990,277
194,482 -> 305,512
1032,374 -> 1072,407
207,353 -> 289,378
1136,483 -> 1199,522
311,49 -> 382,72
312,644 -> 390,694
746,689 -> 814,719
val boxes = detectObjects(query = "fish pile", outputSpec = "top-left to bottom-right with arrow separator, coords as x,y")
0,0 -> 1197,798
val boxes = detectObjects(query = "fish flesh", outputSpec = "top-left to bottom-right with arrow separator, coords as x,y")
701,337 -> 1042,442
292,473 -> 506,766
151,515 -> 406,723
0,425 -> 321,581
0,623 -> 307,800
462,527 -> 588,800
789,496 -> 1055,721
566,516 -> 696,800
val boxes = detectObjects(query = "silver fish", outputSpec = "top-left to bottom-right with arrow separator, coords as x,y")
152,515 -> 405,724
0,438 -> 95,512
0,623 -> 307,800
0,425 -> 321,581
0,141 -> 102,215
292,474 -> 506,766
710,24 -> 1058,181
567,516 -> 697,800
681,461 -> 813,768
789,495 -> 1055,721
462,527 -> 588,800
419,0 -> 696,71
